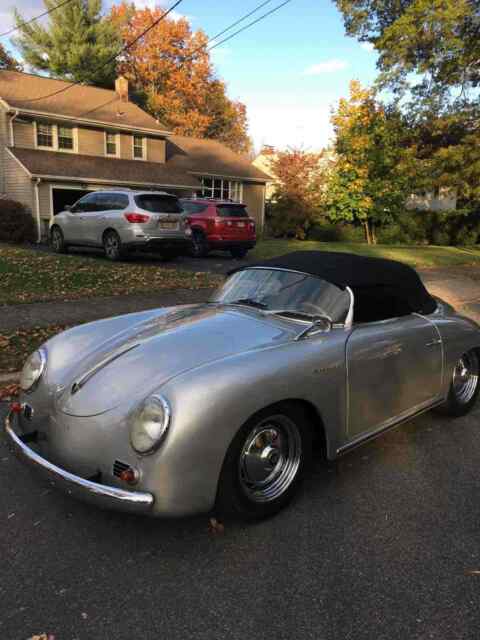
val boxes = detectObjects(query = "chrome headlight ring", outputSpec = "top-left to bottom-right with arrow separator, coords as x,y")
130,395 -> 171,455
20,347 -> 47,393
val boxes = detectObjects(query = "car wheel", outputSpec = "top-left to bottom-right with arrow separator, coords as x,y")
103,230 -> 124,261
50,226 -> 67,254
230,247 -> 248,259
436,349 -> 480,417
191,230 -> 209,258
216,403 -> 312,520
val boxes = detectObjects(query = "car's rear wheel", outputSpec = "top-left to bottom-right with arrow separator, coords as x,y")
103,230 -> 124,261
437,349 -> 480,417
216,403 -> 312,520
191,230 -> 209,258
50,226 -> 67,254
230,246 -> 248,259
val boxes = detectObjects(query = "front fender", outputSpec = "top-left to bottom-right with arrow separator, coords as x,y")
145,331 -> 347,516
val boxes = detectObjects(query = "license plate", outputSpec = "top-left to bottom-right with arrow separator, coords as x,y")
158,221 -> 178,230
237,221 -> 245,227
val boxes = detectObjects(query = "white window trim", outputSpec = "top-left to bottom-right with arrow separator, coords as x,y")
34,121 -> 78,153
105,131 -> 120,158
200,176 -> 243,203
132,135 -> 147,161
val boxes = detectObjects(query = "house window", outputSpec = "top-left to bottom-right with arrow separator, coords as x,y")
105,132 -> 118,156
35,122 -> 77,152
37,123 -> 53,148
133,135 -> 145,159
58,125 -> 74,150
200,177 -> 242,202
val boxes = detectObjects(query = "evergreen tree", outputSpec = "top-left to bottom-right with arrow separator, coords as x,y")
12,0 -> 120,87
0,43 -> 21,70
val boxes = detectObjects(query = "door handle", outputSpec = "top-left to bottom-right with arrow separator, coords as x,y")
426,339 -> 441,347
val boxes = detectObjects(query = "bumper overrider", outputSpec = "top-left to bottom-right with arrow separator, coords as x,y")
4,408 -> 154,514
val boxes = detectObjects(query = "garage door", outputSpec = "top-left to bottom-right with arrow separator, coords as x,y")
52,188 -> 91,215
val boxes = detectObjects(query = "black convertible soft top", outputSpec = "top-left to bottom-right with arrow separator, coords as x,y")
230,251 -> 436,316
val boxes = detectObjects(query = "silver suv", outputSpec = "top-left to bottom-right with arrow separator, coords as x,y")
49,190 -> 192,261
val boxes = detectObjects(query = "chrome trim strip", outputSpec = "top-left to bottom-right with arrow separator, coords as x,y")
71,342 -> 140,394
4,411 -> 154,513
336,397 -> 445,456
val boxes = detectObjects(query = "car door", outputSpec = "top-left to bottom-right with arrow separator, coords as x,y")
76,192 -> 107,245
62,194 -> 95,242
346,314 -> 443,438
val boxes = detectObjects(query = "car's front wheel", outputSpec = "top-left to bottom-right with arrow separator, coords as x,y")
103,230 -> 124,261
437,349 -> 480,417
216,403 -> 312,520
191,230 -> 209,258
50,226 -> 67,254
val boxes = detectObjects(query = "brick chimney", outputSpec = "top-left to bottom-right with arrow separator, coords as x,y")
115,76 -> 129,102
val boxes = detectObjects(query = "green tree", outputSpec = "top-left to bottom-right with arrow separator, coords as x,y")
335,0 -> 480,101
12,0 -> 120,87
327,81 -> 417,244
0,43 -> 21,70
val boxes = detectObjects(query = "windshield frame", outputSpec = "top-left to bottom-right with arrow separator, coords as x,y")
214,267 -> 354,331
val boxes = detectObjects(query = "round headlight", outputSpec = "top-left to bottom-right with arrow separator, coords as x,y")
130,395 -> 171,454
20,348 -> 47,392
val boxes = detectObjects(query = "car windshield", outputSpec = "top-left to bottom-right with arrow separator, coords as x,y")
211,268 -> 351,323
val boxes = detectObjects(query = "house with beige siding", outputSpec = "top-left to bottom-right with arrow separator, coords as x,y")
0,70 -> 268,241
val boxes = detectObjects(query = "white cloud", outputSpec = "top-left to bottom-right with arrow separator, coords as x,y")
302,59 -> 348,76
360,42 -> 375,52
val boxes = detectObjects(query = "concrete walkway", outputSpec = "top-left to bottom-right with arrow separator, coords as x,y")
419,266 -> 480,322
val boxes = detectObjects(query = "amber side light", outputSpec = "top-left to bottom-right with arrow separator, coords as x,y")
119,467 -> 139,485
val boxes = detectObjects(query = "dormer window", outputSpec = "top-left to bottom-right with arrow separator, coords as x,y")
133,135 -> 146,160
35,121 -> 77,152
105,131 -> 119,157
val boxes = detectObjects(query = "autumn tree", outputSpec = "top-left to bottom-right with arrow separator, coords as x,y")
268,148 -> 332,239
12,0 -> 120,87
327,81 -> 417,244
110,4 -> 251,153
0,43 -> 21,71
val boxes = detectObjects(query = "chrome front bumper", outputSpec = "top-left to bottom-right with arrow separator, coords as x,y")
4,410 -> 154,514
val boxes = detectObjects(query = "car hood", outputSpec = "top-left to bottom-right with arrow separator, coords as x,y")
55,304 -> 297,417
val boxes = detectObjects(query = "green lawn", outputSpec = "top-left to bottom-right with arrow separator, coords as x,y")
0,243 -> 222,306
251,240 -> 480,269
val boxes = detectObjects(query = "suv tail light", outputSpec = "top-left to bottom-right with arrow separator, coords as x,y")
249,220 -> 256,230
124,213 -> 150,223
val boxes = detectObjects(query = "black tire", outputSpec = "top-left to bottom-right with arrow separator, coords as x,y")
50,226 -> 67,254
435,349 -> 480,417
103,230 -> 124,261
230,246 -> 248,259
215,402 -> 312,520
190,230 -> 209,258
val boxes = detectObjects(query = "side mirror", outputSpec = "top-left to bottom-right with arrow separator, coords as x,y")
64,205 -> 72,212
298,316 -> 332,339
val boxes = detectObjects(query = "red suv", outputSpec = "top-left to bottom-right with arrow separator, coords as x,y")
180,199 -> 256,259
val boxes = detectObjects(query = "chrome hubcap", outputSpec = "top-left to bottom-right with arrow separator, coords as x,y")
452,351 -> 479,405
105,235 -> 119,257
239,415 -> 302,503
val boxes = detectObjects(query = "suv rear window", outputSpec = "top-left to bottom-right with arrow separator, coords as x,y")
134,194 -> 182,213
216,205 -> 248,218
181,201 -> 208,214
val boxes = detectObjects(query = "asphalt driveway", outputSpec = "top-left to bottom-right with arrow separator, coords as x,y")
2,401 -> 480,640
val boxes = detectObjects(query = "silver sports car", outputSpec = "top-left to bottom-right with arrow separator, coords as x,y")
5,251 -> 480,520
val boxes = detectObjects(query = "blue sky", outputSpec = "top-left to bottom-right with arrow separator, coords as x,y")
1,0 -> 380,151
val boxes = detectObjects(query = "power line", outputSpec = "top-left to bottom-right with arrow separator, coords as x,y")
21,0 -> 184,103
207,0 -> 293,54
0,0 -> 76,39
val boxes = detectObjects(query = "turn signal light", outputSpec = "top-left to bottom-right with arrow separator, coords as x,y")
10,402 -> 23,413
124,213 -> 150,223
119,467 -> 139,485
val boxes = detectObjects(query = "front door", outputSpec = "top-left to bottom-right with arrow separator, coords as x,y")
346,314 -> 443,438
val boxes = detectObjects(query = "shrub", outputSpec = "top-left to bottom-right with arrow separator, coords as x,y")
308,223 -> 365,243
267,195 -> 322,240
0,199 -> 36,243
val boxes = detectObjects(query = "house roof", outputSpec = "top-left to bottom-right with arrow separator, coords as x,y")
167,135 -> 270,183
10,147 -> 200,189
0,70 -> 170,135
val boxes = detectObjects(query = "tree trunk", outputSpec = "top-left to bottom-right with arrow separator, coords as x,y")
371,221 -> 377,245
364,220 -> 371,244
